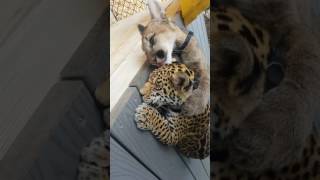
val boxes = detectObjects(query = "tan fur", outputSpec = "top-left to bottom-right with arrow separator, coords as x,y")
211,0 -> 320,178
138,0 -> 209,116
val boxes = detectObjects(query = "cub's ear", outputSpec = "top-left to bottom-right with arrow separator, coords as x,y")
148,0 -> 166,20
171,72 -> 191,91
137,24 -> 145,34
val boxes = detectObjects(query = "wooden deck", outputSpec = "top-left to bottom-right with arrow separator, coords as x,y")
0,0 -> 105,160
110,4 -> 210,179
0,9 -> 107,179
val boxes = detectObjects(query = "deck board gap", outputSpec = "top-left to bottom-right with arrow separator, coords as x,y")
200,160 -> 209,177
176,151 -> 197,180
110,133 -> 162,180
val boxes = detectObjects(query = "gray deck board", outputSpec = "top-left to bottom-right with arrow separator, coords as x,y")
0,81 -> 104,180
110,137 -> 158,180
0,0 -> 106,159
111,87 -> 195,180
60,10 -> 108,94
181,156 -> 209,180
0,0 -> 40,46
201,157 -> 210,176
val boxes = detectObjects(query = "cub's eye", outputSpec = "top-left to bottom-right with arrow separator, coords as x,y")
149,34 -> 155,46
184,80 -> 193,91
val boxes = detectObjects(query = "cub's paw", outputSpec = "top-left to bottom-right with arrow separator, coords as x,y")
135,103 -> 153,130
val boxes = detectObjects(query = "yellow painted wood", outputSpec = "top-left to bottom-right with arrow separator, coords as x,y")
165,0 -> 181,18
181,0 -> 209,25
166,0 -> 209,25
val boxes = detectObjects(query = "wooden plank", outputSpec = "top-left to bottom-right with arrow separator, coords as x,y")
110,137 -> 158,180
0,81 -> 104,180
110,11 -> 149,74
0,0 -> 106,159
110,87 -> 141,128
180,156 -> 209,180
110,10 -> 149,111
0,0 -> 40,46
111,87 -> 194,180
110,41 -> 146,111
61,10 -> 108,93
166,0 -> 181,17
201,157 -> 210,176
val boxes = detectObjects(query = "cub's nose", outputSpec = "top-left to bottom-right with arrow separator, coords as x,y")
156,50 -> 166,59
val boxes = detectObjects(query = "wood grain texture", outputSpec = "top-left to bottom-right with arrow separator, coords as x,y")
0,81 -> 104,180
201,157 -> 210,176
0,0 -> 41,47
111,87 -> 195,180
109,10 -> 148,111
0,0 -> 106,159
180,155 -> 209,180
110,137 -> 158,180
110,87 -> 142,128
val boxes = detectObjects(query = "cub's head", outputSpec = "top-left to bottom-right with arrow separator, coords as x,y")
138,0 -> 182,67
212,8 -> 269,96
141,64 -> 195,108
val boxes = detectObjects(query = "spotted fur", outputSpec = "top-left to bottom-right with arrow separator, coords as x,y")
78,131 -> 109,180
138,0 -> 210,117
211,2 -> 320,179
135,63 -> 210,159
212,7 -> 270,141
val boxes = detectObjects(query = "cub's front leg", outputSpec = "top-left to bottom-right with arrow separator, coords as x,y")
135,103 -> 184,145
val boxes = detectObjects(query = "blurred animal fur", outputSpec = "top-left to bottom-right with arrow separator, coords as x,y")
137,0 -> 210,116
211,0 -> 320,176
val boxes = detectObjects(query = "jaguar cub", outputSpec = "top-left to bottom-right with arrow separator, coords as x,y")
211,5 -> 320,180
212,6 -> 270,139
135,63 -> 210,159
